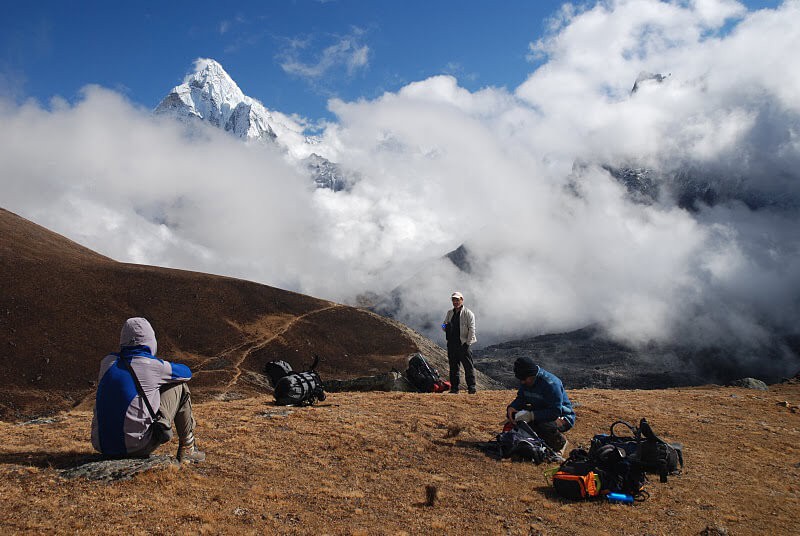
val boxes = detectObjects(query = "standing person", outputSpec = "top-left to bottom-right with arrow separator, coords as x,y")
442,291 -> 477,394
506,356 -> 575,455
91,317 -> 205,463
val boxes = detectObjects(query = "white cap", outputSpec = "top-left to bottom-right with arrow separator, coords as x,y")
451,291 -> 464,300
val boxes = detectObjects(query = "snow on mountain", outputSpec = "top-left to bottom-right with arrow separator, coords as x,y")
154,58 -> 349,190
154,58 -> 277,142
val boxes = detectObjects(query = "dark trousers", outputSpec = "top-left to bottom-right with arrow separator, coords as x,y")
447,343 -> 475,390
533,419 -> 569,452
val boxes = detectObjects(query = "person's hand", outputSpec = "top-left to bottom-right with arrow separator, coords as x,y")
506,407 -> 517,423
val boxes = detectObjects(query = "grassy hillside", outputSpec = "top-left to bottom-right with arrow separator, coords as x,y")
0,207 -> 496,420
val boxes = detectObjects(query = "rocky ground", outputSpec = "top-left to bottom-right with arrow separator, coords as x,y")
0,383 -> 798,535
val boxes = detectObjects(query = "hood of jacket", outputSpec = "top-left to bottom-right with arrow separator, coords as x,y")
119,317 -> 157,356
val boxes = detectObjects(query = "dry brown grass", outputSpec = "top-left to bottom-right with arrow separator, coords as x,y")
1,385 -> 799,535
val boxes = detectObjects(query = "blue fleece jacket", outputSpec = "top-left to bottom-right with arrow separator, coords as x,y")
507,367 -> 575,427
91,318 -> 193,457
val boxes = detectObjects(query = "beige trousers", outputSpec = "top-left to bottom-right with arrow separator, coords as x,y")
133,382 -> 196,456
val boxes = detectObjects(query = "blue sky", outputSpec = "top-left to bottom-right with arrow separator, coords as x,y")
0,0 -> 781,122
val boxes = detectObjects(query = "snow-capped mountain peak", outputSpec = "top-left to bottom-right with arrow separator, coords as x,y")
155,58 -> 350,189
155,58 -> 276,141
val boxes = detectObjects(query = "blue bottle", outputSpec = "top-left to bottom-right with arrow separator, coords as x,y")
606,492 -> 634,505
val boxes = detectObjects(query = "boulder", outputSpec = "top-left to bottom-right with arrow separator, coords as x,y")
728,378 -> 769,390
60,455 -> 177,481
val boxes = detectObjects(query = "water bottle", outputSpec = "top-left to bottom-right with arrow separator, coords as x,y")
606,492 -> 634,504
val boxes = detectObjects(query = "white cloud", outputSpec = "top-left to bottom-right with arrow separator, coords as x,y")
279,29 -> 370,80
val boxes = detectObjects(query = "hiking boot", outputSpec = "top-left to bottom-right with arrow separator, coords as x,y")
448,389 -> 459,394
468,387 -> 477,394
177,442 -> 206,463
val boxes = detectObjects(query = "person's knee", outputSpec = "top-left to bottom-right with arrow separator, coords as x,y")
160,382 -> 187,396
546,433 -> 567,451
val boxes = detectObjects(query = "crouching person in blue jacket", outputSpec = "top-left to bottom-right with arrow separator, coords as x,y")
506,356 -> 575,455
91,317 -> 205,463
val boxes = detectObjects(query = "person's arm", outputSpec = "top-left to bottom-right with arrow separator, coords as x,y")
162,359 -> 192,383
506,388 -> 525,421
531,379 -> 563,422
133,357 -> 193,393
463,309 -> 476,346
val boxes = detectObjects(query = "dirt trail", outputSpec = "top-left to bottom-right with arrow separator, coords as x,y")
217,304 -> 343,390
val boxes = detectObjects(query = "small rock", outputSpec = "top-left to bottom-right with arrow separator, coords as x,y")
18,417 -> 61,426
259,409 -> 294,418
699,525 -> 728,536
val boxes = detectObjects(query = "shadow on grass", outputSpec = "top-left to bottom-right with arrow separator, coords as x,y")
0,451 -> 102,469
534,484 -> 564,501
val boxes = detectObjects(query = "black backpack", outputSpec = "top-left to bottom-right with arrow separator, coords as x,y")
264,360 -> 293,387
635,418 -> 684,482
486,421 -> 558,464
405,353 -> 450,393
590,419 -> 683,483
592,444 -> 648,497
273,356 -> 326,406
589,420 -> 642,458
552,446 -> 647,501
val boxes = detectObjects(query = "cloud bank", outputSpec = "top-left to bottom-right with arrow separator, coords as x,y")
2,0 -> 799,379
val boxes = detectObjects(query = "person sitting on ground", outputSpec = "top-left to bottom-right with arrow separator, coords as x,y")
505,356 -> 575,455
91,317 -> 205,463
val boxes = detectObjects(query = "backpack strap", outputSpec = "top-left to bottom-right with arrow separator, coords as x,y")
610,420 -> 640,439
638,418 -> 663,443
118,357 -> 158,422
